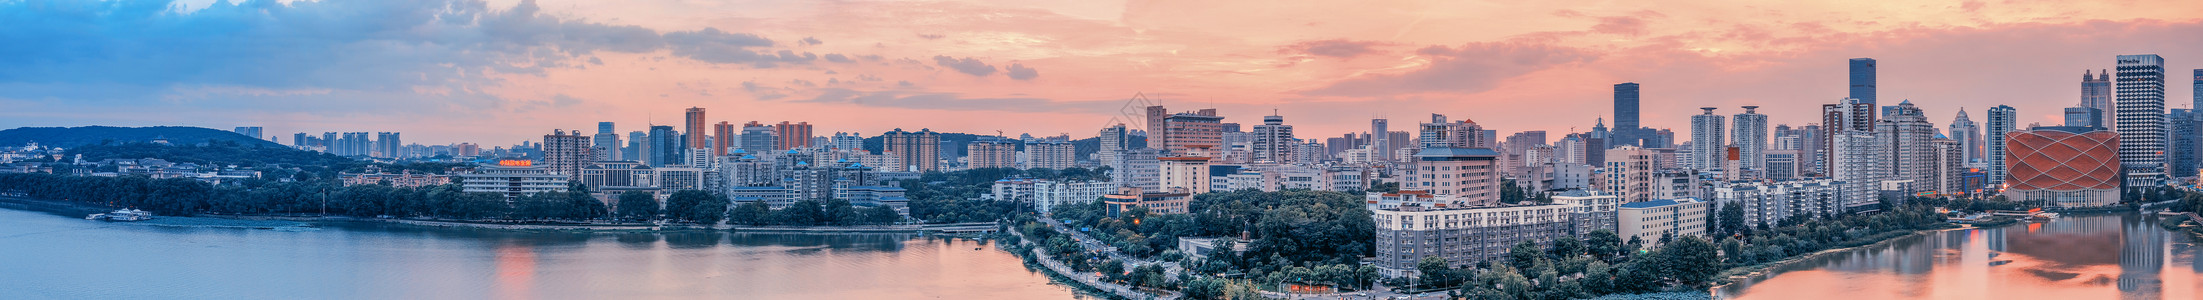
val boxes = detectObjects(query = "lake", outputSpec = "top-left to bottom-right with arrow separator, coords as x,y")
0,207 -> 1090,300
1717,214 -> 2202,300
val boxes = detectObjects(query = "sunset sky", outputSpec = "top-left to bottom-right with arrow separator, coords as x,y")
3,0 -> 2201,145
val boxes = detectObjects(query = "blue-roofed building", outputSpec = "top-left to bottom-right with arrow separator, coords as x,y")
836,186 -> 910,217
1618,198 -> 1709,249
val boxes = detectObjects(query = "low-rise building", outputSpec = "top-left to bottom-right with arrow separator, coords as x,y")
459,161 -> 570,199
1711,179 -> 1844,228
1101,186 -> 1191,216
1617,198 -> 1709,249
1371,202 -> 1580,278
1549,190 -> 1620,235
339,171 -> 452,188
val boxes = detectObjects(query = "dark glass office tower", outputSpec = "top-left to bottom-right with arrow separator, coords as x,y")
1849,58 -> 1876,106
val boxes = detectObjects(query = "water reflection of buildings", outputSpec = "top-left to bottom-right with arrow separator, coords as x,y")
2117,215 -> 2164,300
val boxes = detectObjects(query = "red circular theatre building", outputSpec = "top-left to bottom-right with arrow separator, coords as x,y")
2003,126 -> 2121,207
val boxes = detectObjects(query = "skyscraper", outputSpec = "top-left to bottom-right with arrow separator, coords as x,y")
1877,100 -> 1937,193
1849,58 -> 1878,108
1250,114 -> 1296,163
883,128 -> 942,172
2083,70 -> 2114,127
1732,106 -> 1768,171
594,122 -> 621,162
628,131 -> 648,162
684,107 -> 707,152
775,121 -> 814,150
1949,109 -> 1981,163
1614,82 -> 1641,147
1691,107 -> 1726,172
2169,109 -> 2199,177
650,125 -> 680,167
1371,118 -> 1389,161
1987,105 -> 2017,186
542,129 -> 593,176
2113,54 -> 2165,182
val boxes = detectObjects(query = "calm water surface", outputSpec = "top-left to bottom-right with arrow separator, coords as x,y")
0,207 -> 1087,300
1718,214 -> 2201,300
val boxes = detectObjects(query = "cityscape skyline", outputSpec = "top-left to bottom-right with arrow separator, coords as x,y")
1,0 -> 2201,145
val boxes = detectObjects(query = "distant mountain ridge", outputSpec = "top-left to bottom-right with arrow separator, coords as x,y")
0,126 -> 283,148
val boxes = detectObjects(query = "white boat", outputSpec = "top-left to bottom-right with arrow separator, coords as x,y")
87,209 -> 154,222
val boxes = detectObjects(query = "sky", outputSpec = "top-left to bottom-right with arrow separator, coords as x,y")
2,0 -> 2201,146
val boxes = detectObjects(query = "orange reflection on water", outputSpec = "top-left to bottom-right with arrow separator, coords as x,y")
494,244 -> 536,300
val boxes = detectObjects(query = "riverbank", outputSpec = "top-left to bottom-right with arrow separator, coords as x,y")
1710,224 -> 1966,287
0,196 -> 958,234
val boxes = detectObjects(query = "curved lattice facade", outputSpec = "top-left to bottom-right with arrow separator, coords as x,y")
2004,128 -> 2120,207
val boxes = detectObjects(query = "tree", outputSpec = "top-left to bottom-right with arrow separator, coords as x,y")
822,198 -> 858,225
1500,179 -> 1527,204
728,201 -> 771,226
1658,236 -> 1722,286
864,205 -> 901,225
1417,256 -> 1460,288
1548,236 -> 1584,260
664,190 -> 728,225
1584,229 -> 1623,262
1718,201 -> 1748,236
1508,240 -> 1542,271
614,191 -> 659,221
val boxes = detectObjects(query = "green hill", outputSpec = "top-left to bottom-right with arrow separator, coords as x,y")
0,126 -> 284,148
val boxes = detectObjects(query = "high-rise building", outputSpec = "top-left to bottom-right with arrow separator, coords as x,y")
830,132 -> 865,151
775,121 -> 813,150
1098,124 -> 1130,168
374,132 -> 401,158
1691,107 -> 1725,172
1986,105 -> 2018,186
232,127 -> 263,141
1027,140 -> 1076,170
2083,69 -> 2114,127
1371,119 -> 1390,161
1418,114 -> 1487,149
740,122 -> 776,151
541,129 -> 594,176
1949,109 -> 1981,164
1600,145 -> 1659,203
684,107 -> 707,152
1850,58 -> 1878,109
883,128 -> 941,172
1829,130 -> 1882,210
2064,107 -> 2104,128
2169,109 -> 2200,177
627,131 -> 648,162
594,122 -> 621,162
1250,114 -> 1296,163
1821,98 -> 1875,176
1159,147 -> 1213,195
649,125 -> 681,167
712,121 -> 736,156
1161,110 -> 1226,152
1931,136 -> 1964,194
1613,82 -> 1642,147
2113,54 -> 2166,183
1878,100 -> 1937,193
1145,105 -> 1169,147
1732,106 -> 1768,171
966,137 -> 1017,169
